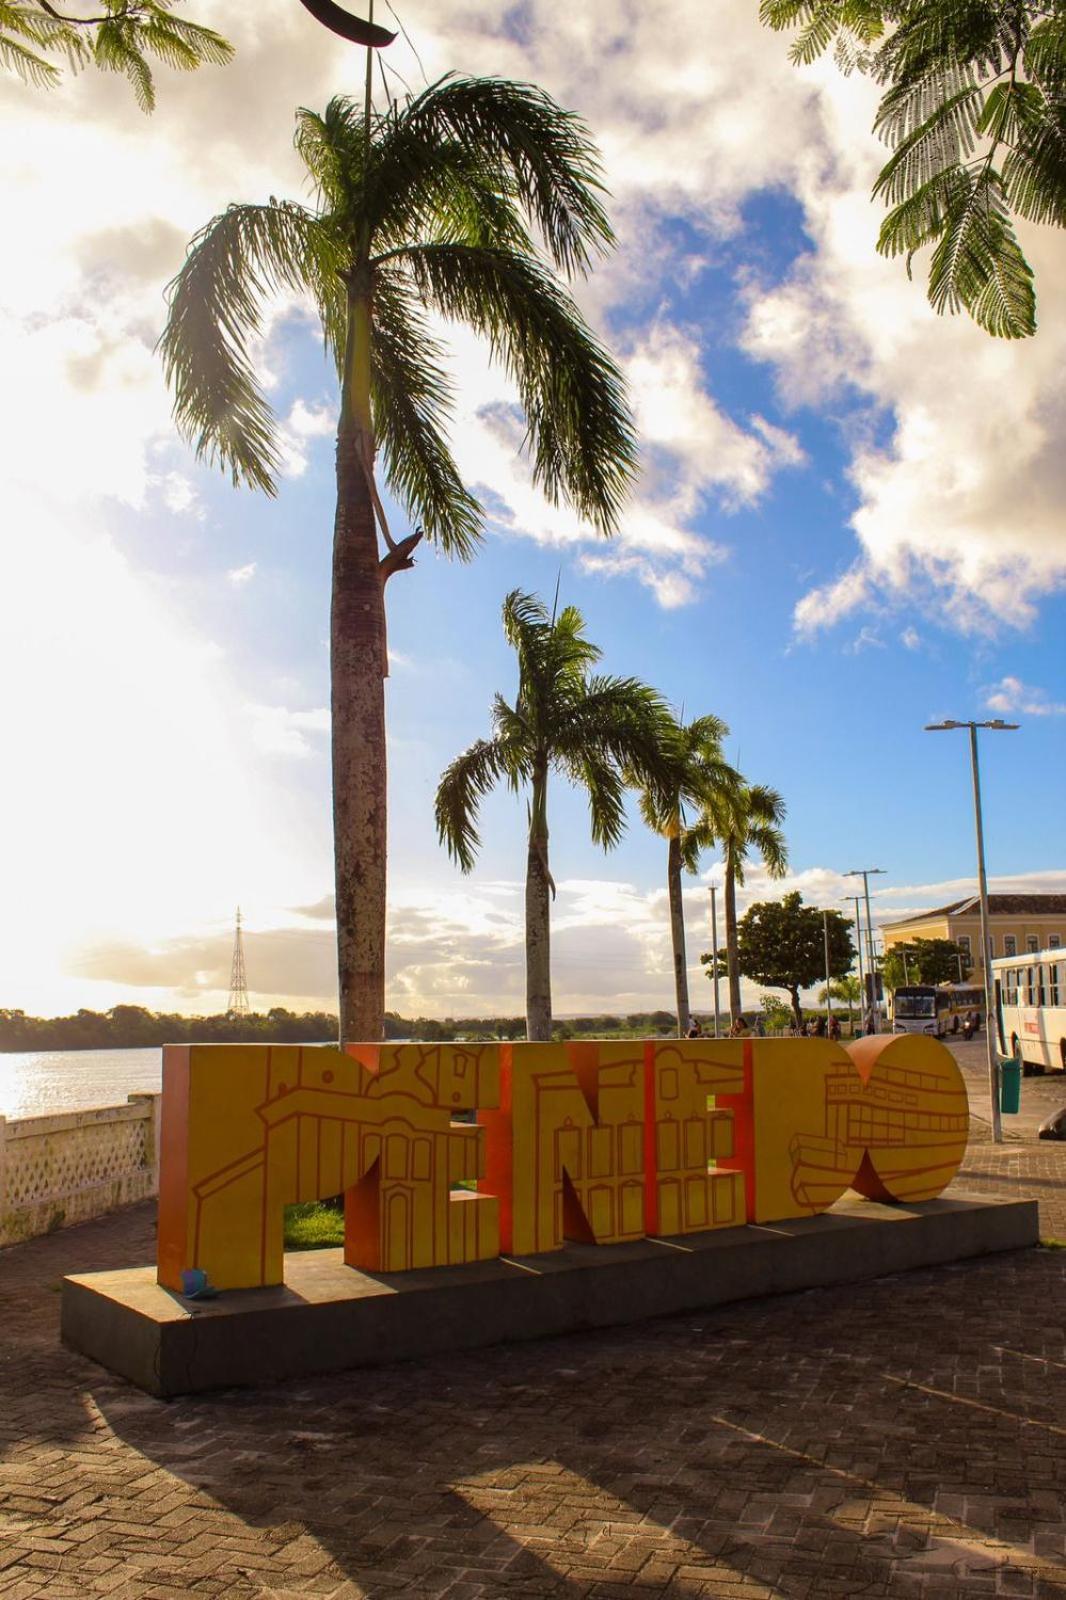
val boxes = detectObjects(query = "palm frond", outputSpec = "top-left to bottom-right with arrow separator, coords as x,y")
397,74 -> 614,275
160,200 -> 339,494
434,736 -> 515,872
368,121 -> 533,257
295,99 -> 367,216
678,815 -> 719,875
372,269 -> 483,555
578,753 -> 627,852
556,674 -> 672,784
395,241 -> 635,534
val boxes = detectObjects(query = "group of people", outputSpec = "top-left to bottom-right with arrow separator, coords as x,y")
685,1015 -> 767,1040
684,1013 -> 853,1041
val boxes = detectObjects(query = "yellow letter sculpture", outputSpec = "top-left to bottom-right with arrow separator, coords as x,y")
156,1035 -> 968,1291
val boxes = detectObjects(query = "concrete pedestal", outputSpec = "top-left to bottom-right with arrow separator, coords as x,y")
61,1191 -> 1037,1397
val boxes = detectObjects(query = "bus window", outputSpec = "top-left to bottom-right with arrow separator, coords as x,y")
1051,964 -> 1061,1006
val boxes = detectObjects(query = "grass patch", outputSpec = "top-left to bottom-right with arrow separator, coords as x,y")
284,1201 -> 345,1251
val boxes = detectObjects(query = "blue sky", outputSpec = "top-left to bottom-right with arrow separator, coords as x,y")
1,0 -> 1063,1019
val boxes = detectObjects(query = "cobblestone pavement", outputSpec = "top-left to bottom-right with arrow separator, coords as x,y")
2,1049 -> 1066,1600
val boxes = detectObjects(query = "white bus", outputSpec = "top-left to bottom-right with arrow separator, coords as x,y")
993,948 -> 1066,1074
891,982 -> 984,1037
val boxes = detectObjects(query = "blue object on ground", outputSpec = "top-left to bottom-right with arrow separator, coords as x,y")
180,1268 -> 219,1301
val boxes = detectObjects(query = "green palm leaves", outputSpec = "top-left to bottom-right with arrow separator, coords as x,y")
436,590 -> 672,875
634,714 -> 738,870
436,590 -> 673,1039
161,76 -> 636,550
0,1 -> 232,107
760,1 -> 1066,336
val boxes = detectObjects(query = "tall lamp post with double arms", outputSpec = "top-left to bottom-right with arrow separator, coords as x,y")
924,718 -> 1018,1145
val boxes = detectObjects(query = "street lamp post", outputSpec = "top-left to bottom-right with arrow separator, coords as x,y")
845,868 -> 886,1030
709,885 -> 721,1039
823,910 -> 832,1025
925,718 -> 1019,1145
841,895 -> 865,1036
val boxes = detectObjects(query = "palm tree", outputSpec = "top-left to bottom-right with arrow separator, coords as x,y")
633,714 -> 739,1037
160,77 -> 636,1041
435,590 -> 672,1041
703,782 -> 788,1024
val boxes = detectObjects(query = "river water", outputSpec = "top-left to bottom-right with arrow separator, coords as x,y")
0,1048 -> 162,1121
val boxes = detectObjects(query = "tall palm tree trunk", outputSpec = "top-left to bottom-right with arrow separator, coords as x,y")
724,848 -> 742,1024
667,834 -> 690,1036
525,760 -> 552,1041
332,286 -> 388,1043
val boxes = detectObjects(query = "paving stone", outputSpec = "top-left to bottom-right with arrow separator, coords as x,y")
4,1077 -> 1066,1598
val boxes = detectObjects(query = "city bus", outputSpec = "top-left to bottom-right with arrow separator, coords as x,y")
993,949 -> 1066,1074
891,982 -> 984,1037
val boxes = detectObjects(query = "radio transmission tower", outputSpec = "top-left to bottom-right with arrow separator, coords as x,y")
227,907 -> 251,1016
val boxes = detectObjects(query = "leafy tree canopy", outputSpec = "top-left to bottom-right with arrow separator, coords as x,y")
0,0 -> 231,108
759,0 -> 1066,337
735,891 -> 855,1025
881,935 -> 972,990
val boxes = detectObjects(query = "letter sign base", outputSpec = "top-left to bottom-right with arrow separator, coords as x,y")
62,1191 -> 1036,1398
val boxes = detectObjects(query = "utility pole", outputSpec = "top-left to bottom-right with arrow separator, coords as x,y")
709,885 -> 721,1039
925,718 -> 1019,1145
845,868 -> 886,1030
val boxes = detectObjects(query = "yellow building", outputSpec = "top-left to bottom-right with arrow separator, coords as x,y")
882,893 -> 1066,981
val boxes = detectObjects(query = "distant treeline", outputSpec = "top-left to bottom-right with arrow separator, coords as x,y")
0,1005 -> 683,1052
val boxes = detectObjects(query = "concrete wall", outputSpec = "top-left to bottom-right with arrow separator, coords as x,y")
0,1094 -> 160,1248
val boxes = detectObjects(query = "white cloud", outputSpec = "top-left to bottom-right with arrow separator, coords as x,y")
227,561 -> 258,587
248,703 -> 331,758
737,61 -> 1066,637
901,627 -> 921,651
844,625 -> 885,654
276,396 -> 336,478
983,676 -> 1066,718
67,862 -> 1066,1020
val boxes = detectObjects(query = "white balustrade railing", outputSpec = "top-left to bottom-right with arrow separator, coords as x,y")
0,1094 -> 160,1248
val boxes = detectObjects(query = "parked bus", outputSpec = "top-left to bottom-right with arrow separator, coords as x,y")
891,982 -> 984,1037
993,949 -> 1066,1074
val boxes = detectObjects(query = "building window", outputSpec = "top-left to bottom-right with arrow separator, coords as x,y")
1004,935 -> 1017,958
1027,935 -> 1039,954
958,935 -> 972,959
1049,934 -> 1061,949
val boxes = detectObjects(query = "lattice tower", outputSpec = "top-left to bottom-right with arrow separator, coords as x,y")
227,907 -> 251,1016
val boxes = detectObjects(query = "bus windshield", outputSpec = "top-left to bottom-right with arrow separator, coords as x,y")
895,989 -> 936,1018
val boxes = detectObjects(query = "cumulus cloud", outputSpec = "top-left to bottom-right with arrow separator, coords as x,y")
276,396 -> 337,478
738,62 -> 1066,637
248,703 -> 331,758
227,561 -> 257,586
983,676 -> 1066,718
69,863 -> 1066,1020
